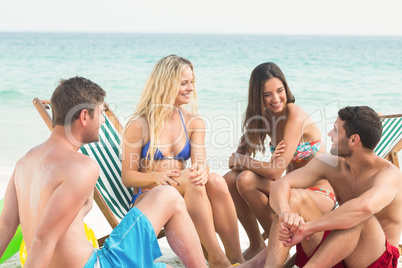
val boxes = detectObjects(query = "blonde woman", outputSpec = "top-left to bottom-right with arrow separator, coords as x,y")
121,55 -> 245,267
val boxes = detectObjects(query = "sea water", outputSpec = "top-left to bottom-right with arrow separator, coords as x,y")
0,32 -> 401,267
0,32 -> 401,184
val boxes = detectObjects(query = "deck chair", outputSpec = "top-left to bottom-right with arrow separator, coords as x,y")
33,98 -> 165,245
375,114 -> 402,168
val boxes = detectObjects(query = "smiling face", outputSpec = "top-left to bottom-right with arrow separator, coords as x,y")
328,117 -> 352,157
262,77 -> 287,114
174,67 -> 194,106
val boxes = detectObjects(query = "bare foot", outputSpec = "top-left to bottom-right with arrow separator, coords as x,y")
226,251 -> 246,265
242,243 -> 266,261
208,256 -> 231,268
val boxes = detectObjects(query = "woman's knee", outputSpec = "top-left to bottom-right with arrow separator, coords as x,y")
206,173 -> 230,195
179,177 -> 207,198
236,170 -> 258,194
223,170 -> 238,186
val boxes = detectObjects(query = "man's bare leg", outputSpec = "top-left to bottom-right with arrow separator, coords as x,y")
304,217 -> 386,268
237,248 -> 267,268
237,187 -> 335,268
263,189 -> 324,267
137,186 -> 207,268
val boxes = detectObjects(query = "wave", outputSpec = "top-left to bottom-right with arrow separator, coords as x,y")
0,90 -> 24,98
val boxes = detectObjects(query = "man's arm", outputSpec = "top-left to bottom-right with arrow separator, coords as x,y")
282,166 -> 402,247
23,158 -> 99,267
0,171 -> 20,258
270,156 -> 331,217
306,167 -> 401,234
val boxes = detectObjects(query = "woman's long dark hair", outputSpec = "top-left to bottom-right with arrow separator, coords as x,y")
240,62 -> 295,156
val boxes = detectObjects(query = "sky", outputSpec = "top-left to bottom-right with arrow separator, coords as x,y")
1,0 -> 402,36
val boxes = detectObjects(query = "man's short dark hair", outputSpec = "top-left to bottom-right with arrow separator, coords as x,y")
50,76 -> 106,127
338,106 -> 382,150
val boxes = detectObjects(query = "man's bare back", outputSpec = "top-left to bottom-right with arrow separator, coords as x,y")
13,134 -> 98,267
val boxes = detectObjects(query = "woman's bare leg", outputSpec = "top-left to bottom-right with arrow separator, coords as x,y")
136,186 -> 207,268
174,172 -> 231,268
206,173 -> 245,264
236,170 -> 274,237
224,170 -> 266,260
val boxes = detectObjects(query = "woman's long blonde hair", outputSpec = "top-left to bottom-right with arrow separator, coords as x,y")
124,55 -> 198,168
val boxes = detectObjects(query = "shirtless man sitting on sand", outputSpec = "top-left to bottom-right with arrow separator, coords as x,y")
0,76 -> 206,268
241,105 -> 402,267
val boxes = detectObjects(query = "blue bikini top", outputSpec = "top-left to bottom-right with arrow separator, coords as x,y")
141,110 -> 191,161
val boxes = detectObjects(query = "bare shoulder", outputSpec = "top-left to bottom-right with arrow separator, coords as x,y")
179,107 -> 195,119
375,158 -> 402,186
71,152 -> 98,169
285,104 -> 314,132
286,103 -> 309,120
59,153 -> 99,186
125,114 -> 148,131
124,114 -> 148,143
181,109 -> 205,129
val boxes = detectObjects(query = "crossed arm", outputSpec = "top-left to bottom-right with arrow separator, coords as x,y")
270,156 -> 328,217
229,107 -> 308,180
271,157 -> 401,247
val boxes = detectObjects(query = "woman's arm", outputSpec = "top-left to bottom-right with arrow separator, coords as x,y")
231,105 -> 310,180
188,114 -> 209,185
229,140 -> 285,172
121,118 -> 179,188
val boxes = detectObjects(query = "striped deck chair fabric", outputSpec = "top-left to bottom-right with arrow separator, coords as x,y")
79,111 -> 133,224
33,98 -> 134,244
375,114 -> 402,168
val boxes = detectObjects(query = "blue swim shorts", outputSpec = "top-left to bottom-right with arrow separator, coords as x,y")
84,207 -> 166,268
